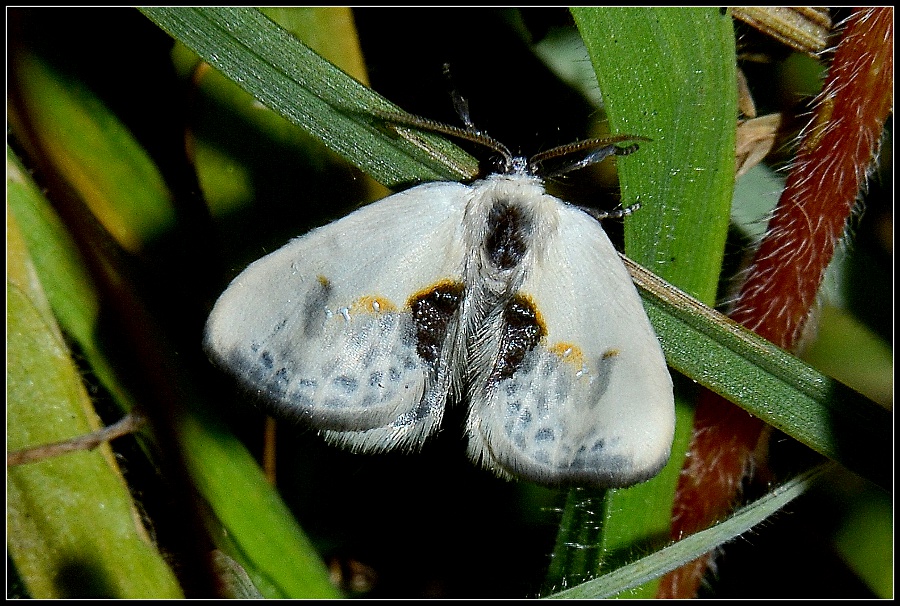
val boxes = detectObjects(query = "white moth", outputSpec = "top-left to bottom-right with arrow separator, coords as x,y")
204,113 -> 675,488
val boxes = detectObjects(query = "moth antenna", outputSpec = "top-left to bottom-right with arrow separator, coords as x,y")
581,200 -> 642,222
530,135 -> 651,177
373,109 -> 515,172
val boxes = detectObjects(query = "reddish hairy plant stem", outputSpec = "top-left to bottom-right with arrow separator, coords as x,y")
658,8 -> 893,598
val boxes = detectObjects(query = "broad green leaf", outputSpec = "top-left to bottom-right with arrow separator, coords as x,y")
180,410 -> 340,598
544,8 -> 738,597
574,7 -> 737,299
12,52 -> 176,254
8,48 -> 338,597
7,204 -> 182,598
6,142 -> 148,468
258,7 -> 370,86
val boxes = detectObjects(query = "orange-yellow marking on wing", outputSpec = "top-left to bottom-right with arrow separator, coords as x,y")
516,292 -> 547,340
350,295 -> 398,315
406,279 -> 465,309
551,342 -> 585,368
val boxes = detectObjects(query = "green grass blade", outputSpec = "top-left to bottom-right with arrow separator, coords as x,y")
179,410 -> 340,598
140,6 -> 476,186
628,259 -> 891,490
7,177 -> 183,598
544,8 -> 738,597
575,7 -> 737,300
9,47 -> 338,597
546,464 -> 834,598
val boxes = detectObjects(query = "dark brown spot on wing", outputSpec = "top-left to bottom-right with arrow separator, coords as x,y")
490,294 -> 546,383
408,280 -> 464,368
